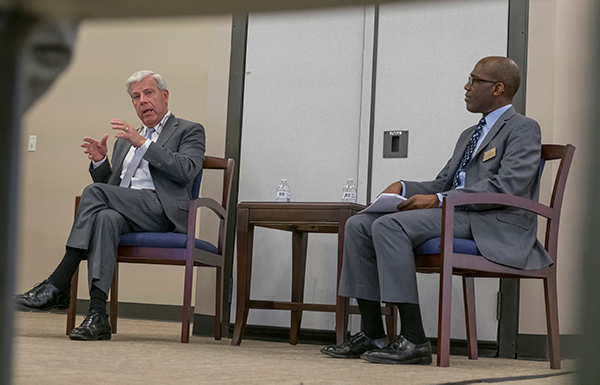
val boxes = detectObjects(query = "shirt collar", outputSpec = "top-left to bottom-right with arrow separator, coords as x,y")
142,110 -> 171,135
482,104 -> 512,129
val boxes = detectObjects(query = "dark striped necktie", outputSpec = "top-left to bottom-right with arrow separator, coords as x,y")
451,117 -> 486,189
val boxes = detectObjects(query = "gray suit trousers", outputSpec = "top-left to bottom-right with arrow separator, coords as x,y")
66,183 -> 173,294
338,209 -> 472,304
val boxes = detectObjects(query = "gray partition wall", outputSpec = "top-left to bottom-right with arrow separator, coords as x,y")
234,0 -> 512,345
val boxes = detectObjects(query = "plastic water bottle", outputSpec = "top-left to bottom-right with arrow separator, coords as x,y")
342,178 -> 358,203
276,179 -> 291,202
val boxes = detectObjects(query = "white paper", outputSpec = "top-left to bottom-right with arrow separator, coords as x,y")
358,193 -> 407,213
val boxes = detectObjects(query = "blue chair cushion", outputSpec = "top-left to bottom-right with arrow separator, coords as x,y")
119,232 -> 218,254
414,237 -> 481,256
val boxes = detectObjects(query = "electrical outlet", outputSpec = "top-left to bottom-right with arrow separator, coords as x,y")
28,135 -> 37,152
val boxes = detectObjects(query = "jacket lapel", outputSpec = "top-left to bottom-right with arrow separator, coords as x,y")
473,106 -> 516,158
156,114 -> 178,147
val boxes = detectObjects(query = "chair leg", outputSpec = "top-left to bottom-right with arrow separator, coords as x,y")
181,257 -> 194,343
66,266 -> 80,335
232,214 -> 253,346
335,296 -> 350,344
437,264 -> 453,367
384,304 -> 398,341
214,266 -> 223,340
544,273 -> 561,369
462,277 -> 478,360
110,265 -> 119,334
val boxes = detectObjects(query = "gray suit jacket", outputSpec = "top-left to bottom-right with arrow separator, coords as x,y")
89,114 -> 206,233
404,106 -> 552,270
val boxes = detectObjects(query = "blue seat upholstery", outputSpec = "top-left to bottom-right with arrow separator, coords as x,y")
415,237 -> 480,256
119,232 -> 218,254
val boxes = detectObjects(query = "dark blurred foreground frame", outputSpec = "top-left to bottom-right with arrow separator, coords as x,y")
2,1 -> 600,384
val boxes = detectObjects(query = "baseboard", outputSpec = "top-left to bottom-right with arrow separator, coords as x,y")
192,313 -> 216,336
74,299 -> 188,322
224,323 -> 339,346
430,338 -> 498,358
517,333 -> 579,360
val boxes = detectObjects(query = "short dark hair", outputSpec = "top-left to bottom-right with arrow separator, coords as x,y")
488,58 -> 520,99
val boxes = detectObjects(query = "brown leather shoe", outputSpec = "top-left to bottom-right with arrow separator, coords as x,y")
361,335 -> 432,365
321,332 -> 388,358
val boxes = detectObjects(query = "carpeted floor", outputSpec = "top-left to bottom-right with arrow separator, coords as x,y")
11,312 -> 577,384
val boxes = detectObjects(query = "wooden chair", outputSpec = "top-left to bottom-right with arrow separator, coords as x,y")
413,144 -> 575,369
65,155 -> 235,343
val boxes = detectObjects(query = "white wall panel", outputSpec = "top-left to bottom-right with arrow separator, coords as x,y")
236,7 -> 371,329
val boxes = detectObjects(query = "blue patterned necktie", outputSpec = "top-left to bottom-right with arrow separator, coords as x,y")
451,117 -> 486,189
119,126 -> 155,188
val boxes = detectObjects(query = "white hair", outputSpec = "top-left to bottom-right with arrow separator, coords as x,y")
125,70 -> 167,96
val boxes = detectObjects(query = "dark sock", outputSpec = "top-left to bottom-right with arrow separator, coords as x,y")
89,284 -> 108,315
394,302 -> 427,344
357,298 -> 386,340
48,247 -> 86,291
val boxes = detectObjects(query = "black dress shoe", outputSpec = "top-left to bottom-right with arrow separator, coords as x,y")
69,310 -> 111,341
361,335 -> 432,365
321,332 -> 388,358
15,279 -> 70,311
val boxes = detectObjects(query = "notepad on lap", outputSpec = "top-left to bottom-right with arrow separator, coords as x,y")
359,193 -> 407,213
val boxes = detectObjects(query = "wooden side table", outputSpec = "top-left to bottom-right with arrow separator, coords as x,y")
231,202 -> 396,346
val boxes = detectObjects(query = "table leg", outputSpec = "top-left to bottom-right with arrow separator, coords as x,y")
385,305 -> 397,341
290,230 -> 308,345
232,208 -> 254,346
335,209 -> 352,344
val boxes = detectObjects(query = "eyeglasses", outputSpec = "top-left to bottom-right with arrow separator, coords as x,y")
468,75 -> 499,86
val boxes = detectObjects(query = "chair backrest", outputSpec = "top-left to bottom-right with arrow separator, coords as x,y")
201,155 -> 236,253
540,144 -> 576,263
191,168 -> 204,198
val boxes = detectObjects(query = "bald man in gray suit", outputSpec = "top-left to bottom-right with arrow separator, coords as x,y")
321,57 -> 552,365
16,71 -> 205,341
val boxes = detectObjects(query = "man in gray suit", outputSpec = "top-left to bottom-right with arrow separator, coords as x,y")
15,70 -> 206,341
321,56 -> 552,364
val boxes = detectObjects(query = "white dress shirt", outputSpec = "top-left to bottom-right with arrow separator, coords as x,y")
92,111 -> 171,190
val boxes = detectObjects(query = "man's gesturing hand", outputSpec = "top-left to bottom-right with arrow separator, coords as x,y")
397,194 -> 439,211
111,118 -> 146,148
81,134 -> 108,162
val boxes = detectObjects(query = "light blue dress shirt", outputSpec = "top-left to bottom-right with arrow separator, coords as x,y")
399,104 -> 512,204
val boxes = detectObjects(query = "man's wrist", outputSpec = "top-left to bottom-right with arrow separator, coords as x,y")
92,156 -> 107,168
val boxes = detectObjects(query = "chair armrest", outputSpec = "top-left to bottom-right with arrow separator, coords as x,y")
191,197 -> 227,219
442,192 -> 553,219
435,192 -> 554,258
74,196 -> 81,216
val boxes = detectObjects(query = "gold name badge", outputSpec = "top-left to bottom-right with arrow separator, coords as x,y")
483,147 -> 496,162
